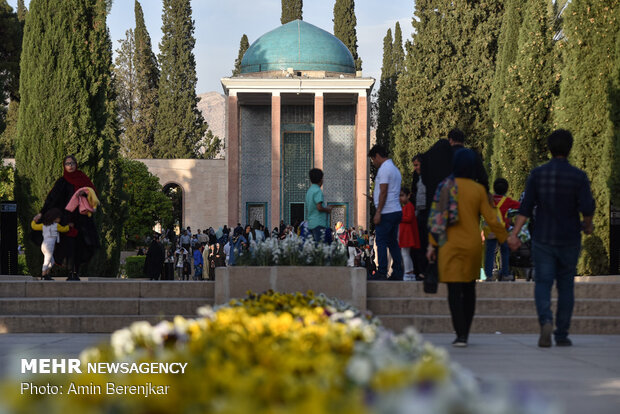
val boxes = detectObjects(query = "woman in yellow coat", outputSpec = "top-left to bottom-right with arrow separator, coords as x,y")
427,149 -> 507,347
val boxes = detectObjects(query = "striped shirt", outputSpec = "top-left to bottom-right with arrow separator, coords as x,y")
519,158 -> 595,246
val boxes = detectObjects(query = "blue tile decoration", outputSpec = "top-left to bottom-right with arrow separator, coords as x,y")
323,105 -> 356,225
240,106 -> 271,225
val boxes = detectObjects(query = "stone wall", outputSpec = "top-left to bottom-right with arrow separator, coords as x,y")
138,159 -> 228,230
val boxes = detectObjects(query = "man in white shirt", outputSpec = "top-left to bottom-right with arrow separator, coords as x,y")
369,144 -> 403,280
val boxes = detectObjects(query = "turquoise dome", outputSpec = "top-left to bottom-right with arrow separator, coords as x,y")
240,20 -> 356,74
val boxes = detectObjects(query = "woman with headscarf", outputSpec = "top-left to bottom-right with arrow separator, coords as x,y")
426,149 -> 507,347
33,155 -> 99,280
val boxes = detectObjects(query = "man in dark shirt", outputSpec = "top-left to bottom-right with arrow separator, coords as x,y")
508,129 -> 595,348
421,128 -> 489,211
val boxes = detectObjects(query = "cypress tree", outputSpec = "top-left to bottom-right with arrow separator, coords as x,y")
392,22 -> 405,75
376,28 -> 393,152
232,34 -> 249,76
333,0 -> 362,71
491,0 -> 555,197
554,0 -> 619,274
281,0 -> 302,24
15,0 -> 124,277
114,29 -> 140,157
0,0 -> 22,155
488,0 -> 523,178
611,27 -> 620,210
133,0 -> 159,158
154,0 -> 206,158
392,0 -> 504,179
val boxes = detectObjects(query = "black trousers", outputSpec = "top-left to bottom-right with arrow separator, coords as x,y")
447,282 -> 476,340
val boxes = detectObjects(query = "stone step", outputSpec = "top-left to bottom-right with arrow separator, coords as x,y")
0,315 -> 185,334
0,298 -> 213,316
0,281 -> 215,298
367,281 -> 620,299
379,315 -> 620,335
368,298 -> 620,317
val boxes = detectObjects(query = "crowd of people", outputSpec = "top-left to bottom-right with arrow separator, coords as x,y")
32,126 -> 595,350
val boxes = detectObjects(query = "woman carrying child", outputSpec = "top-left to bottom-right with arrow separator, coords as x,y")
31,208 -> 72,280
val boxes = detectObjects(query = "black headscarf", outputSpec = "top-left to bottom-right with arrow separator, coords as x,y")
452,147 -> 477,179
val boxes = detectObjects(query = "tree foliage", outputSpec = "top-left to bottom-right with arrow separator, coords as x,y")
376,23 -> 404,155
114,1 -> 160,159
392,0 -> 504,180
333,0 -> 362,71
154,0 -> 207,158
553,0 -> 620,274
15,0 -> 124,277
490,0 -> 555,197
0,0 -> 22,155
120,158 -> 172,245
232,34 -> 249,76
281,0 -> 302,24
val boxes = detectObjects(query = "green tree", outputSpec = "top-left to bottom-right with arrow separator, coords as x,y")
114,1 -> 159,159
154,0 -> 207,158
333,0 -> 362,71
0,0 -> 22,155
133,0 -> 159,157
232,34 -> 249,76
15,0 -> 124,277
392,0 -> 504,180
198,128 -> 222,159
114,29 -> 139,156
554,0 -> 620,274
281,0 -> 302,24
120,158 -> 172,246
376,28 -> 393,152
0,159 -> 13,201
491,0 -> 555,197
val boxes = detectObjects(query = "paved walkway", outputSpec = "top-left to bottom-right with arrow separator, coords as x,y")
1,333 -> 619,414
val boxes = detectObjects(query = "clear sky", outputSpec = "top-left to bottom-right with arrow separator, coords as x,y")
8,0 -> 415,94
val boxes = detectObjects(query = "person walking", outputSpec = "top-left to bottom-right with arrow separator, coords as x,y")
411,154 -> 429,280
427,149 -> 507,347
369,144 -> 403,280
193,245 -> 204,280
508,129 -> 595,348
144,233 -> 165,280
305,168 -> 333,244
398,188 -> 420,281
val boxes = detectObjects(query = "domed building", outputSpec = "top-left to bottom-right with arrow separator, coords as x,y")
221,20 -> 375,229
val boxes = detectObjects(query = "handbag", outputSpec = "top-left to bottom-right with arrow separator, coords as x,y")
423,261 -> 439,294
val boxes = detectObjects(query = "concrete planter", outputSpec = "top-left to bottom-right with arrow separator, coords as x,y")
215,266 -> 367,310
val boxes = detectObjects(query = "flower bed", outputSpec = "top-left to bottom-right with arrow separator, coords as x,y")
237,234 -> 348,266
1,291 -> 558,414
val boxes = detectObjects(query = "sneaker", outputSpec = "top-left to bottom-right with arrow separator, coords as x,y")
404,273 -> 415,281
452,337 -> 468,347
555,337 -> 572,347
538,323 -> 553,348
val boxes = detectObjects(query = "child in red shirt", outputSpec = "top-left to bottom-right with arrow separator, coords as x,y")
399,188 -> 420,280
484,178 -> 521,281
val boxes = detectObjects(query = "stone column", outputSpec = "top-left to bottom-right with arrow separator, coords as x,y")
227,93 -> 239,225
313,92 -> 324,170
355,93 -> 368,229
271,92 -> 281,229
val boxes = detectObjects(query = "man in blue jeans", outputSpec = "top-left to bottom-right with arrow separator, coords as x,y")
508,130 -> 595,347
305,168 -> 333,244
369,145 -> 403,280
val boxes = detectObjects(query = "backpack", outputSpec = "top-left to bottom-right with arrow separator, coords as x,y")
482,196 -> 507,239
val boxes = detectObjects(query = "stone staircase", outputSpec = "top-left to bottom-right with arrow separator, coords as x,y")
0,280 -> 214,333
1,277 -> 619,334
368,279 -> 620,334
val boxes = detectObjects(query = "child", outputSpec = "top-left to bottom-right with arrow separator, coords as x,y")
484,178 -> 521,281
399,188 -> 420,281
31,208 -> 71,280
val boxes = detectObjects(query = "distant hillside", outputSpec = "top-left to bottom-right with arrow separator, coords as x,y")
197,91 -> 226,152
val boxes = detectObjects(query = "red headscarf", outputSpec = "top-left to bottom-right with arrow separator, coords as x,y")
63,169 -> 96,194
